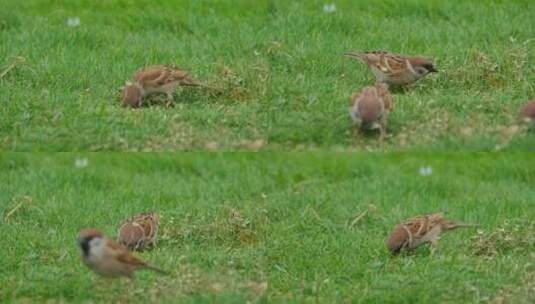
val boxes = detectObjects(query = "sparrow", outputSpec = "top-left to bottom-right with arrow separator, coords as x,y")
386,212 -> 476,255
120,65 -> 205,108
519,100 -> 535,127
349,82 -> 393,140
77,228 -> 167,279
117,212 -> 160,251
345,51 -> 438,86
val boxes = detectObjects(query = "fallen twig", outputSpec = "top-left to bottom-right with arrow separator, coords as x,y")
349,209 -> 368,228
3,195 -> 32,221
0,56 -> 25,79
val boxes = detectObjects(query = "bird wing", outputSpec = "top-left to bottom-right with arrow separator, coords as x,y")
345,51 -> 384,66
164,65 -> 201,86
106,239 -> 147,267
404,217 -> 431,238
134,66 -> 169,86
381,54 -> 410,75
133,213 -> 159,237
424,212 -> 446,222
403,212 -> 449,238
133,65 -> 199,87
375,84 -> 393,111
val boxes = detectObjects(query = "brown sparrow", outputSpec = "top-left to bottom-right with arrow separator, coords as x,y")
519,100 -> 535,127
345,50 -> 437,86
120,65 -> 204,108
386,212 -> 476,255
77,228 -> 167,279
117,212 -> 160,251
349,83 -> 393,140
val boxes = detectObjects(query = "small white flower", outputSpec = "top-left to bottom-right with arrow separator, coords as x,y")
419,166 -> 433,176
75,157 -> 88,168
67,17 -> 81,27
323,4 -> 336,13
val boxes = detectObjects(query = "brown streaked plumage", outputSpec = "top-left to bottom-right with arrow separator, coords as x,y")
519,100 -> 535,127
345,50 -> 437,86
349,83 -> 393,140
117,212 -> 160,251
77,228 -> 167,279
120,65 -> 205,107
386,212 -> 476,255
133,65 -> 201,88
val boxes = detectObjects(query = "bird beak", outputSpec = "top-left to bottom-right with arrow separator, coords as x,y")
429,66 -> 438,73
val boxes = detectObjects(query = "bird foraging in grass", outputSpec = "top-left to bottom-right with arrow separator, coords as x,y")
120,65 -> 213,108
349,82 -> 393,141
77,228 -> 167,279
386,212 -> 476,255
519,100 -> 535,128
345,50 -> 437,87
117,212 -> 160,251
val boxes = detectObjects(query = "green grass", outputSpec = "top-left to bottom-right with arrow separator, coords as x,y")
1,0 -> 534,151
1,153 -> 534,303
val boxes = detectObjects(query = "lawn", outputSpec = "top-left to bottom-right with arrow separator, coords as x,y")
1,0 -> 534,151
1,153 -> 534,303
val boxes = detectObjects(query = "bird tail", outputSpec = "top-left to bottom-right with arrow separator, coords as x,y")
344,51 -> 366,62
181,80 -> 223,93
456,223 -> 478,228
144,264 -> 169,275
447,222 -> 479,230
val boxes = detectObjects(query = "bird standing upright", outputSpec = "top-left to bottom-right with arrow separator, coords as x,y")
386,212 -> 476,255
117,212 -> 160,251
345,51 -> 437,86
349,83 -> 394,141
77,228 -> 167,279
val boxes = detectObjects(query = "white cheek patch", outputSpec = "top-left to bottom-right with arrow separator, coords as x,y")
89,238 -> 104,257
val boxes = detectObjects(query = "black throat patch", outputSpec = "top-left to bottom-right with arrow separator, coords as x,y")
79,236 -> 94,257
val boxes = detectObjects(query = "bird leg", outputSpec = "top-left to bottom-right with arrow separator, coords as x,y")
379,124 -> 386,143
125,276 -> 136,296
351,126 -> 361,140
429,239 -> 439,255
165,92 -> 174,107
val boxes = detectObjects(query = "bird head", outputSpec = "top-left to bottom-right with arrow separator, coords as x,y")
411,58 -> 438,76
120,82 -> 144,108
77,228 -> 104,256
